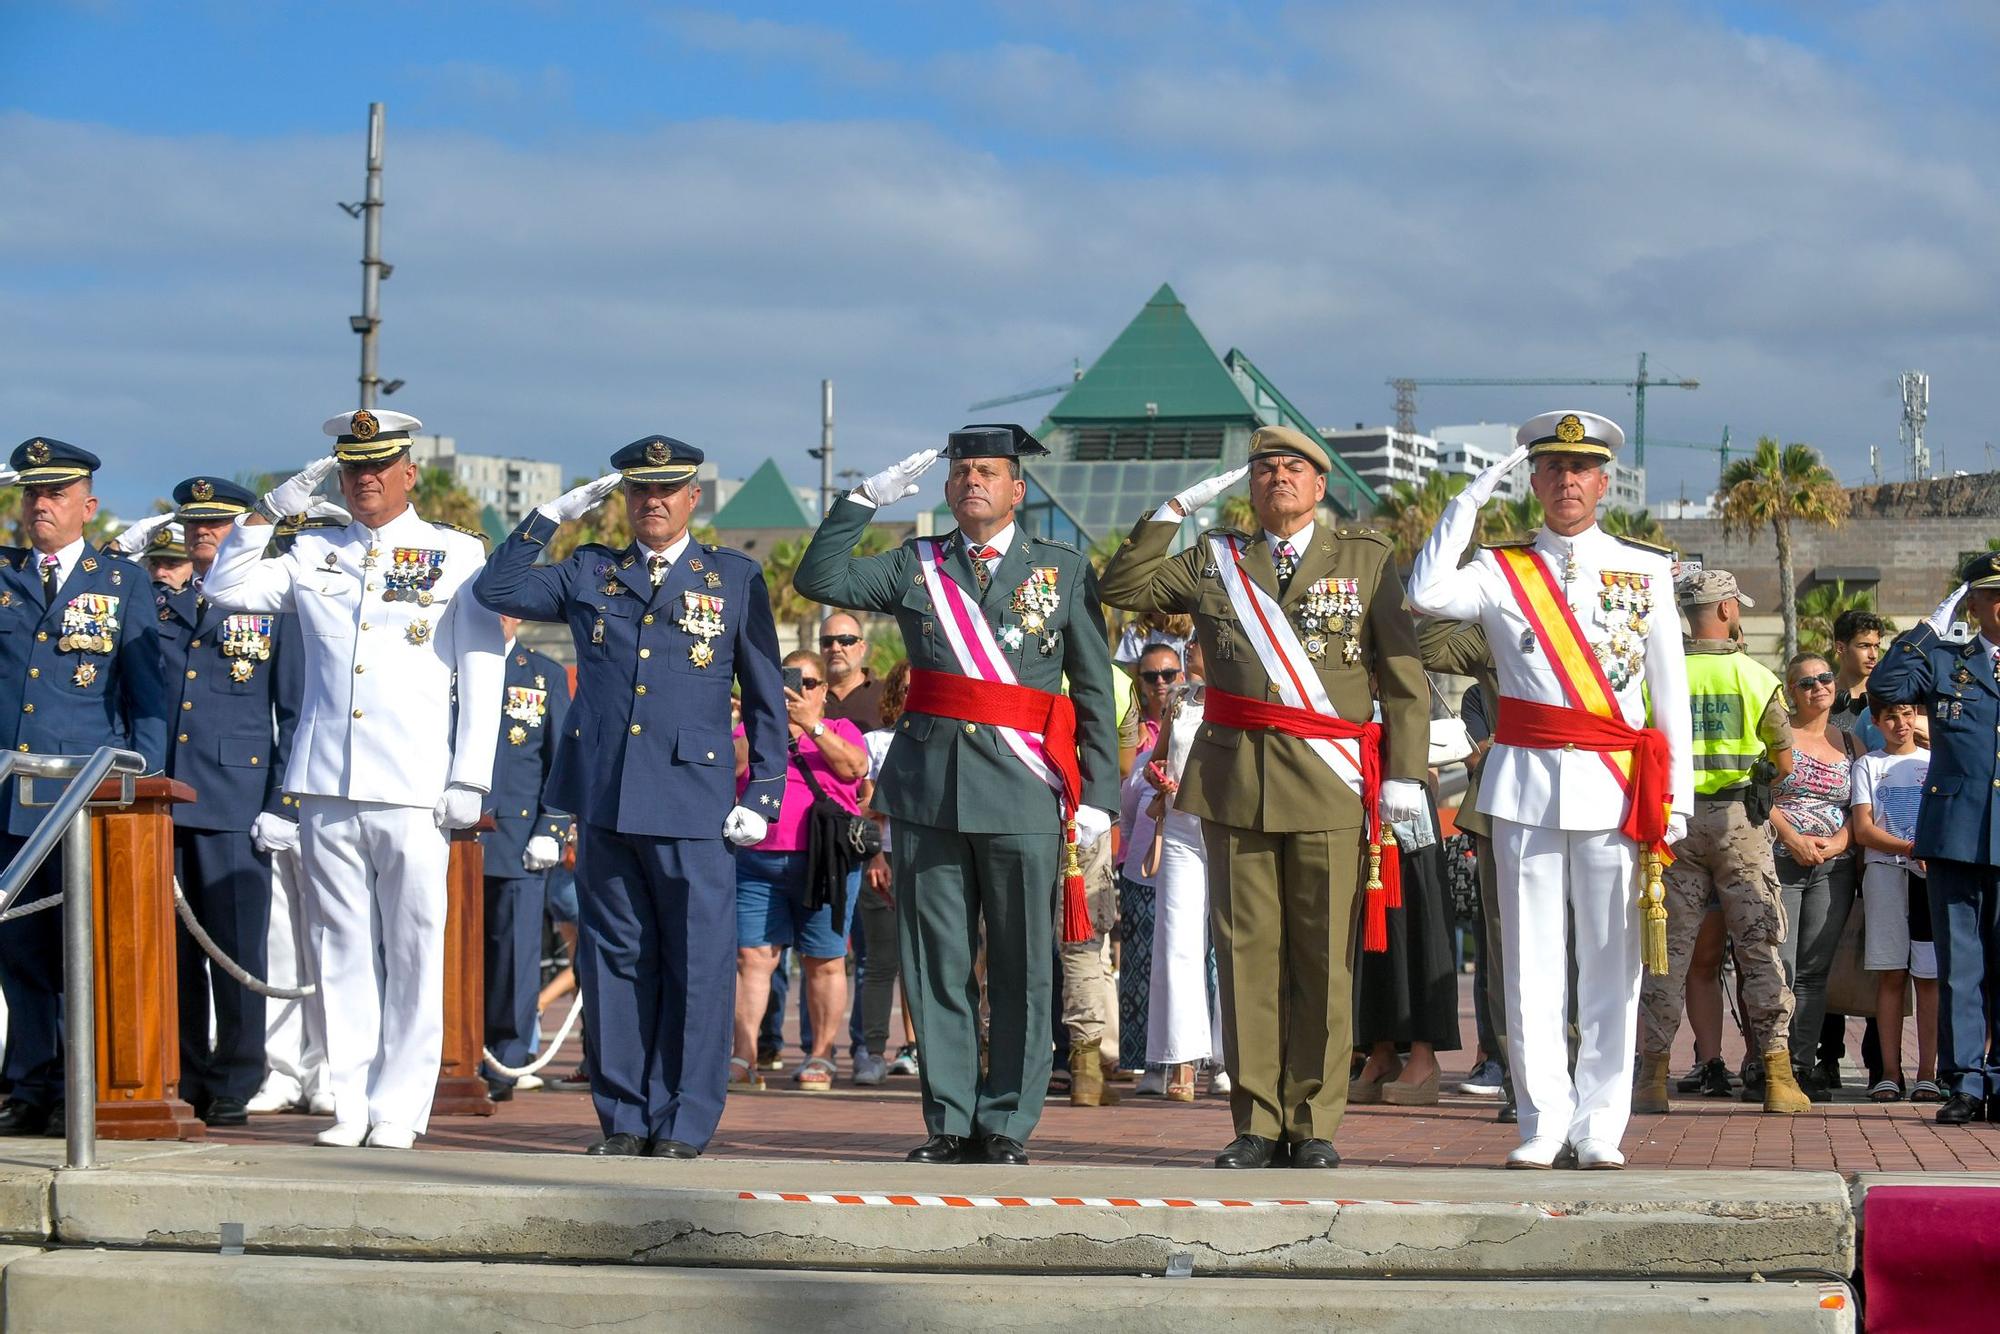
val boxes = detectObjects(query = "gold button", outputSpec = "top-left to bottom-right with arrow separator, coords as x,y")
186,669 -> 198,679
706,750 -> 716,760
643,614 -> 655,625
35,631 -> 46,642
639,648 -> 651,659
900,719 -> 909,730
21,704 -> 32,714
360,622 -> 370,631
355,664 -> 366,673
27,668 -> 37,679
190,639 -> 202,648
366,581 -> 377,590
250,756 -> 259,765
353,708 -> 364,719
1563,743 -> 1577,752
15,744 -> 26,753
630,724 -> 642,735
178,733 -> 188,744
635,684 -> 647,695
521,809 -> 530,818
963,723 -> 976,735
182,701 -> 193,711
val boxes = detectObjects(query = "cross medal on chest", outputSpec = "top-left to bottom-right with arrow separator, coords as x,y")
679,590 -> 725,667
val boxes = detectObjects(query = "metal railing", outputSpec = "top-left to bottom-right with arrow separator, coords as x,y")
0,746 -> 147,1170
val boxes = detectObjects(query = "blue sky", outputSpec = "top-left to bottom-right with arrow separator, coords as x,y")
5,1 -> 1998,516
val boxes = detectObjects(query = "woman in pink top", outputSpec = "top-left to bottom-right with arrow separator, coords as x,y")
729,650 -> 870,1093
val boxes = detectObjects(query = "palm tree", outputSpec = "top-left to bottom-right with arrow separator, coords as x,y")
761,534 -> 820,652
1373,471 -> 1476,566
1487,494 -> 1544,544
1598,506 -> 1670,547
1718,437 -> 1849,661
1796,579 -> 1890,657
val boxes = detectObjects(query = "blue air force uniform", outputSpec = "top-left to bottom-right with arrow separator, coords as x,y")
473,435 -> 787,1153
1869,554 -> 2000,1112
0,438 -> 168,1127
157,476 -> 299,1116
481,642 -> 572,1090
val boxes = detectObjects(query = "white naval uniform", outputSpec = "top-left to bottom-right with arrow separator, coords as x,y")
203,505 -> 504,1136
1408,491 -> 1692,1149
259,843 -> 329,1106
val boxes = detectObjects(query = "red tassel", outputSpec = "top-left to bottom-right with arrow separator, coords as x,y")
1061,869 -> 1092,943
1362,883 -> 1388,953
1379,838 -> 1403,910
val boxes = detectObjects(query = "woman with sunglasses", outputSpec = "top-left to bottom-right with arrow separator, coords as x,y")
1768,652 -> 1864,1099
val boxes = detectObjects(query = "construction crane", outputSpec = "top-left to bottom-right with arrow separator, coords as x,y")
1646,427 -> 1735,482
1386,352 -> 1698,465
969,359 -> 1083,412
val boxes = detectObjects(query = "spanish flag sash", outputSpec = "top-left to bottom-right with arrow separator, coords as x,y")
1491,543 -> 1674,972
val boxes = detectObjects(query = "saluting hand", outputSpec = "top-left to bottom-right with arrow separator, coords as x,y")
855,449 -> 940,508
1927,582 -> 1970,636
112,512 -> 174,556
261,455 -> 338,520
1168,466 -> 1249,518
1465,444 -> 1531,506
538,472 -> 622,525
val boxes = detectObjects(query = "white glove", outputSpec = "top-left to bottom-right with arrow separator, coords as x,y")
0,468 -> 18,488
1664,813 -> 1688,847
433,783 -> 486,831
249,812 -> 301,855
853,449 -> 940,509
522,835 -> 561,872
1927,582 -> 1969,636
1071,804 -> 1114,847
304,498 -> 351,525
723,805 -> 769,847
113,513 -> 174,555
537,472 -> 622,525
261,456 -> 338,520
1378,778 -> 1427,826
1465,444 -> 1531,506
1166,466 -> 1249,518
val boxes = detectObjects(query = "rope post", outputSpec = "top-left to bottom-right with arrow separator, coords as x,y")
61,804 -> 97,1170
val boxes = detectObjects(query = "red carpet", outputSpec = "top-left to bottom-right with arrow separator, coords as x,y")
1863,1185 -> 2000,1331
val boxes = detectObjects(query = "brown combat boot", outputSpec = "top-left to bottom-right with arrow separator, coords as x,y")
1761,1049 -> 1812,1114
1069,1045 -> 1119,1106
1633,1052 -> 1671,1114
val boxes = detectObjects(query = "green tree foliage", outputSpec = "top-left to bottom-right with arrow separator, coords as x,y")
1718,438 -> 1849,662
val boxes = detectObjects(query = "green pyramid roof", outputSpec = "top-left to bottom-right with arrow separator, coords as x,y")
712,457 -> 813,530
1046,284 -> 1257,423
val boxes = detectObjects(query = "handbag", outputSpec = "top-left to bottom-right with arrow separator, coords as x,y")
788,743 -> 881,931
1427,673 -> 1477,768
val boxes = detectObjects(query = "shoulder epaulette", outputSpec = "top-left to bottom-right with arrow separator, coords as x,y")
1196,526 -> 1254,544
1611,534 -> 1676,558
293,517 -> 345,531
1481,538 -> 1536,550
708,543 -> 755,563
1031,534 -> 1080,555
434,520 -> 491,547
1334,526 -> 1394,548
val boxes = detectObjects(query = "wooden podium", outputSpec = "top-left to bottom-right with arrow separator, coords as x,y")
89,775 -> 205,1141
433,820 -> 497,1116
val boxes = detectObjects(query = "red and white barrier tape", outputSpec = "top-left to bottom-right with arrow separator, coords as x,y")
738,1190 -> 1561,1213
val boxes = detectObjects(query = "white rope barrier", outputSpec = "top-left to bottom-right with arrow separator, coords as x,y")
481,993 -> 585,1081
172,883 -> 317,1001
0,891 -> 63,924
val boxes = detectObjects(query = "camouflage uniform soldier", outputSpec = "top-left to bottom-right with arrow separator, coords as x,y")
1635,568 -> 1809,1115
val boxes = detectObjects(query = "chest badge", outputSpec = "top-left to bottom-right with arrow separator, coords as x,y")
406,617 -> 433,646
72,661 -> 98,688
385,548 -> 446,605
679,591 -> 725,668
1011,567 -> 1061,634
59,593 -> 119,654
705,571 -> 722,589
999,624 -> 1025,651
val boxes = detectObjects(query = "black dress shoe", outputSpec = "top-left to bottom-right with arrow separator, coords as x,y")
0,1100 -> 51,1137
647,1138 -> 700,1159
1291,1138 -> 1340,1169
42,1104 -> 65,1140
485,1081 -> 514,1103
1213,1134 -> 1286,1169
905,1134 -> 973,1164
1496,1095 -> 1518,1125
1937,1091 -> 1987,1125
203,1097 -> 249,1128
982,1135 -> 1029,1165
585,1132 -> 647,1156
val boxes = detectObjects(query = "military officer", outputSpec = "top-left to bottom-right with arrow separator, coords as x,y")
480,616 -> 572,1099
1408,410 -> 1692,1170
137,522 -> 194,590
202,408 -> 504,1150
0,438 -> 168,1137
1634,568 -> 1807,1116
123,477 -> 307,1126
1869,553 -> 2000,1125
473,435 -> 787,1159
1100,425 -> 1428,1170
796,424 -> 1119,1166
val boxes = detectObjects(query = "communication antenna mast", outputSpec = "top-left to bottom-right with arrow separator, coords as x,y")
1900,370 -> 1930,481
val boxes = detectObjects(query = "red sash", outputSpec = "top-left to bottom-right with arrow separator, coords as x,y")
1202,688 -> 1401,952
905,668 -> 1092,940
1493,698 -> 1673,851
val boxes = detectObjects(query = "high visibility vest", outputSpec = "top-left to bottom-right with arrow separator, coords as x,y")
1685,648 -> 1781,796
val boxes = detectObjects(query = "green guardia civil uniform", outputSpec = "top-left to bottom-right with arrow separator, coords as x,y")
1099,491 -> 1427,1143
795,482 -> 1117,1145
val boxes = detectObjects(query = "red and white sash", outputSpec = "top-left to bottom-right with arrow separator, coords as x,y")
919,539 -> 1061,795
1206,534 -> 1365,799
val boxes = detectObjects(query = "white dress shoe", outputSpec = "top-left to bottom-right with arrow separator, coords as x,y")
246,1085 -> 299,1115
305,1092 -> 337,1116
1573,1137 -> 1625,1170
1505,1135 -> 1566,1169
1208,1067 -> 1231,1096
314,1122 -> 368,1148
514,1074 -> 544,1092
365,1122 -> 416,1150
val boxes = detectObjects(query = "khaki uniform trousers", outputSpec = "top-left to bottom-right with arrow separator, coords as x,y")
1639,797 -> 1795,1057
1203,820 -> 1364,1142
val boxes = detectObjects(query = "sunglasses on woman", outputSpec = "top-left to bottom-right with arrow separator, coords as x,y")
1791,671 -> 1836,689
1140,668 -> 1181,684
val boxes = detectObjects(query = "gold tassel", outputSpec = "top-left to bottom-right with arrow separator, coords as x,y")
1640,850 -> 1670,976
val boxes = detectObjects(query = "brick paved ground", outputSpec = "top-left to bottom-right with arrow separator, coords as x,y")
210,974 -> 2000,1175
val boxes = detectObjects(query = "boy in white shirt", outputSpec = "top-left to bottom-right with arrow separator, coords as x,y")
1850,699 -> 1941,1101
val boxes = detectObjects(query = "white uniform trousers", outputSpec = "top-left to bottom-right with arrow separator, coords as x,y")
1148,819 -> 1222,1066
301,797 -> 450,1134
1492,817 -> 1642,1147
260,845 -> 329,1103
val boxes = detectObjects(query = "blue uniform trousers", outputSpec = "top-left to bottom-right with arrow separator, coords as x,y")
1928,858 -> 2000,1099
174,827 -> 271,1106
0,837 -> 65,1108
483,874 -> 548,1085
576,823 -> 734,1146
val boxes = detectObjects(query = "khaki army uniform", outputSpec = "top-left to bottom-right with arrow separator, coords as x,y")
1099,516 -> 1427,1143
1638,638 -> 1797,1065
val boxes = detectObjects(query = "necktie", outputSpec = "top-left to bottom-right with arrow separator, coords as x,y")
39,555 -> 58,602
1991,646 -> 1999,685
1274,541 -> 1297,592
649,554 -> 668,587
970,544 -> 998,592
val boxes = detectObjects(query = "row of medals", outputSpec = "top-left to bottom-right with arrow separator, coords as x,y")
592,573 -> 727,668
220,615 -> 274,683
1594,571 -> 1651,691
368,546 -> 442,645
59,593 -> 119,688
1296,580 -> 1363,665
